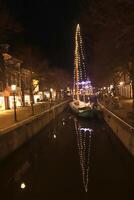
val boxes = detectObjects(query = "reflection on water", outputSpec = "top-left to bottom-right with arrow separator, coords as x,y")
48,117 -> 66,142
0,109 -> 133,199
14,161 -> 31,182
20,182 -> 26,189
74,118 -> 93,193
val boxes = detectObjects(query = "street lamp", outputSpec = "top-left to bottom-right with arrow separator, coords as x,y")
119,81 -> 124,86
11,84 -> 17,122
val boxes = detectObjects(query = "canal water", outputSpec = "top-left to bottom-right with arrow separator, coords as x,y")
0,107 -> 134,200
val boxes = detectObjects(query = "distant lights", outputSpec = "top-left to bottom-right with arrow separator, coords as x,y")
62,121 -> 65,126
80,81 -> 91,85
74,81 -> 91,86
119,81 -> 124,86
110,84 -> 113,89
79,128 -> 93,133
85,85 -> 89,89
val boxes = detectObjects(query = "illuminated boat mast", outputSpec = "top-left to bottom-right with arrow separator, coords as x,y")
74,24 -> 80,100
74,24 -> 92,100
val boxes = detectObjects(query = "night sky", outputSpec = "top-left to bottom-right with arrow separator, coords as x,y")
5,0 -> 82,70
3,0 -> 133,86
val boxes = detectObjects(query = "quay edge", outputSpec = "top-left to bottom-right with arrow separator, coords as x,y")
99,103 -> 134,156
0,100 -> 69,160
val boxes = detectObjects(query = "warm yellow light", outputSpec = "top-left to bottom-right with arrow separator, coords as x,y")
33,79 -> 39,85
11,84 -> 16,91
50,88 -> 53,92
20,182 -> 26,189
2,53 -> 12,60
33,79 -> 39,93
110,85 -> 113,89
54,134 -> 56,139
119,81 -> 124,86
77,24 -> 80,29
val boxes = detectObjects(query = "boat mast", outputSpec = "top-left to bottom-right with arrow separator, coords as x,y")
75,24 -> 79,100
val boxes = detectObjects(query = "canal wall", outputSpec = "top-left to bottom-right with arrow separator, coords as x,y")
99,103 -> 134,156
0,100 -> 69,160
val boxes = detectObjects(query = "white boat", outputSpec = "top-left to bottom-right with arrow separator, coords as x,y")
69,100 -> 94,117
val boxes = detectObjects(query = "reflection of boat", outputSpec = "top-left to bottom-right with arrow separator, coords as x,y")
70,24 -> 100,118
74,118 -> 93,192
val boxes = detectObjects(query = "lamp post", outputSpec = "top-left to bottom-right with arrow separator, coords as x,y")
11,84 -> 17,122
50,88 -> 53,101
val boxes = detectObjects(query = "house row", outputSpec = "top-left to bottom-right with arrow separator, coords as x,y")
116,71 -> 133,99
0,51 -> 44,111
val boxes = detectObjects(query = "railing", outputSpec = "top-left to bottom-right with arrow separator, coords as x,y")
99,102 -> 134,135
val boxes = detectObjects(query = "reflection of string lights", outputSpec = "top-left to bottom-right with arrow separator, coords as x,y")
74,119 -> 93,193
20,182 -> 26,189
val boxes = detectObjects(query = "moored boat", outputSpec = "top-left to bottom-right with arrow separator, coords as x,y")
69,100 -> 94,117
70,99 -> 101,118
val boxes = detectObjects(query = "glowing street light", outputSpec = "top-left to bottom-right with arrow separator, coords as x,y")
50,88 -> 53,92
110,85 -> 114,89
119,81 -> 124,86
54,134 -> 56,139
11,84 -> 17,122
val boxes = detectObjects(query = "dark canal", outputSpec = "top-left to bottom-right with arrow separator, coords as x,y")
0,108 -> 134,200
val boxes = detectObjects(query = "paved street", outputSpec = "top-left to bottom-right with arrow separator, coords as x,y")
0,108 -> 134,200
0,102 -> 50,130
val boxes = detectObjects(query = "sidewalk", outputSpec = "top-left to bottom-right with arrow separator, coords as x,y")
99,98 -> 134,127
0,102 -> 50,130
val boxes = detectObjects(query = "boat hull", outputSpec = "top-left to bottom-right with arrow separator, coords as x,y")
69,101 -> 99,118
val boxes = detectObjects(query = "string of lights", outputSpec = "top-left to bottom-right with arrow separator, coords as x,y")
74,24 -> 80,99
73,24 -> 92,97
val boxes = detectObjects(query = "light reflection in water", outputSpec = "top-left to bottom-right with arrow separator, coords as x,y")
62,121 -> 65,126
62,118 -> 66,126
54,134 -> 56,139
74,118 -> 93,193
20,182 -> 26,189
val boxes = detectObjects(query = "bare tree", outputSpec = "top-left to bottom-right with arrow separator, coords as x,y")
79,0 -> 134,86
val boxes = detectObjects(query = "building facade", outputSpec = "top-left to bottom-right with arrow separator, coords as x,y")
118,72 -> 133,98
